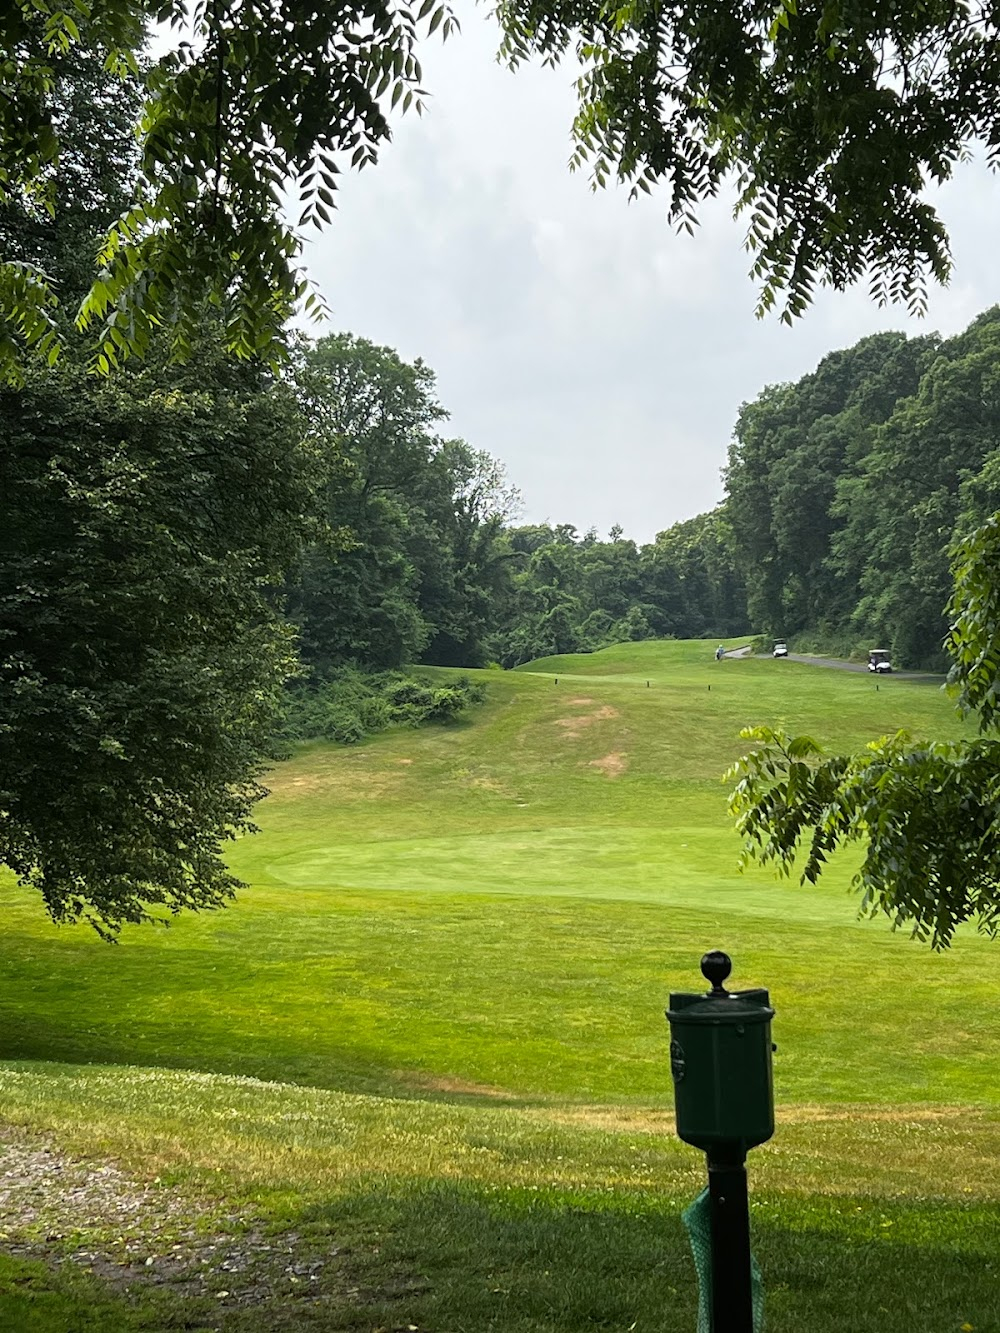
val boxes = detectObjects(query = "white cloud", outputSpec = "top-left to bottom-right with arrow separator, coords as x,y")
300,11 -> 1000,542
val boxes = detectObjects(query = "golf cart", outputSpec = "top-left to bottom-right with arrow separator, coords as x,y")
868,648 -> 892,674
772,641 -> 788,658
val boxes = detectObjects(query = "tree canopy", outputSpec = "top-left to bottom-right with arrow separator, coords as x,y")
1,48 -> 316,936
499,0 -> 995,321
724,309 -> 1000,669
1,0 -> 456,381
286,333 -> 522,673
5,0 -> 1000,378
0,351 -> 311,937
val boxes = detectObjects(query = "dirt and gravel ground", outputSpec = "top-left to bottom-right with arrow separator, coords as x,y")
0,1124 -> 334,1317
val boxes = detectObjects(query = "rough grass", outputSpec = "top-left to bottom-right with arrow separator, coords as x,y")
0,640 -> 995,1332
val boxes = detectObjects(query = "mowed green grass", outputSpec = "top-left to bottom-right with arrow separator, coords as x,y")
1,640 -> 997,1333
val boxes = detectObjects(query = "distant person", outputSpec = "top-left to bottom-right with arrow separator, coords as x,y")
715,645 -> 725,661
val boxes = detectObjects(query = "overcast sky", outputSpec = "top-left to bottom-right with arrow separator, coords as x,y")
298,11 -> 1000,543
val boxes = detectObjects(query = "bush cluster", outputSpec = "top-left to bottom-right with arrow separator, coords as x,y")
280,669 -> 486,745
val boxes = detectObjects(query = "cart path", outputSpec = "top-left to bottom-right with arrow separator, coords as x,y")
785,652 -> 944,681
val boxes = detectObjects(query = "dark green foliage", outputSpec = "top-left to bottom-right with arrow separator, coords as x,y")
725,331 -> 937,646
0,39 -> 324,937
1,0 -> 458,380
498,0 -> 987,321
491,514 -> 749,667
280,670 -> 485,745
727,503 -> 1000,949
946,514 -> 1000,733
725,311 -> 1000,669
287,334 -> 520,673
7,0 -> 994,375
0,32 -> 144,381
641,510 -> 749,640
0,353 -> 311,936
0,43 -> 142,319
728,723 -> 1000,950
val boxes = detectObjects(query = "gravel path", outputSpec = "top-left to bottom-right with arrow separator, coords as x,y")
0,1125 -> 333,1315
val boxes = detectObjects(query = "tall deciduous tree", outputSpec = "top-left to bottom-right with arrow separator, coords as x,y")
2,47 -> 317,936
0,352 -> 312,935
725,332 -> 938,645
288,333 -> 519,672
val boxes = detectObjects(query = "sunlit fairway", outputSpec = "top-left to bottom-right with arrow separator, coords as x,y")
1,640 -> 998,1332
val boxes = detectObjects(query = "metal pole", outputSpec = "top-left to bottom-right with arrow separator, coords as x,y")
706,1145 -> 753,1333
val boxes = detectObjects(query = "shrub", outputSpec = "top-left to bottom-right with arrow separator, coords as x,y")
280,669 -> 485,745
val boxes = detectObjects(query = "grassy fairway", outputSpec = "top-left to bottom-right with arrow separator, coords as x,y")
0,641 -> 997,1332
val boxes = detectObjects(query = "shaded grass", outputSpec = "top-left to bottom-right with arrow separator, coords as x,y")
0,885 -> 996,1106
0,1257 -> 145,1332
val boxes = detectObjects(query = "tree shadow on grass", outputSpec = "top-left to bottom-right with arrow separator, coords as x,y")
275,1180 -> 1000,1333
3,1179 -> 997,1332
0,1253 -> 194,1333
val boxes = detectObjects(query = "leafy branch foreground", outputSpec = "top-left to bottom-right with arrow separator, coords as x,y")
728,727 -> 1000,950
10,0 -> 1000,380
728,517 -> 1000,949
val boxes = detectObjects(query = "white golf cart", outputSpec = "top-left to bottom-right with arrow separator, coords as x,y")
868,649 -> 892,674
772,641 -> 788,658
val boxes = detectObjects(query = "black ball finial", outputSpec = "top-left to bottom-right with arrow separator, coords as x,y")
701,950 -> 732,995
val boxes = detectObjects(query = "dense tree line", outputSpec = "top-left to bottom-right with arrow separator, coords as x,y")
724,310 -> 1000,669
287,334 -> 520,674
296,307 -> 1000,679
282,335 -> 751,677
486,512 -> 749,667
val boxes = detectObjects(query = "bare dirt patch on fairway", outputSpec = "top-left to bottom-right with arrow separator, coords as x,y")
274,761 -> 403,802
395,1071 -> 514,1100
588,752 -> 628,777
537,1105 -> 674,1135
450,765 -> 514,797
566,697 -> 594,705
555,704 -> 620,738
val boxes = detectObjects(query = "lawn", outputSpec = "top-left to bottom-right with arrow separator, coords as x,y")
0,641 -> 996,1332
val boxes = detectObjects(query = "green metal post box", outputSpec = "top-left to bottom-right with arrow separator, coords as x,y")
666,951 -> 775,1153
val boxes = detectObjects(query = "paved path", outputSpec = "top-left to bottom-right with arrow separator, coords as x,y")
785,652 -> 943,682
